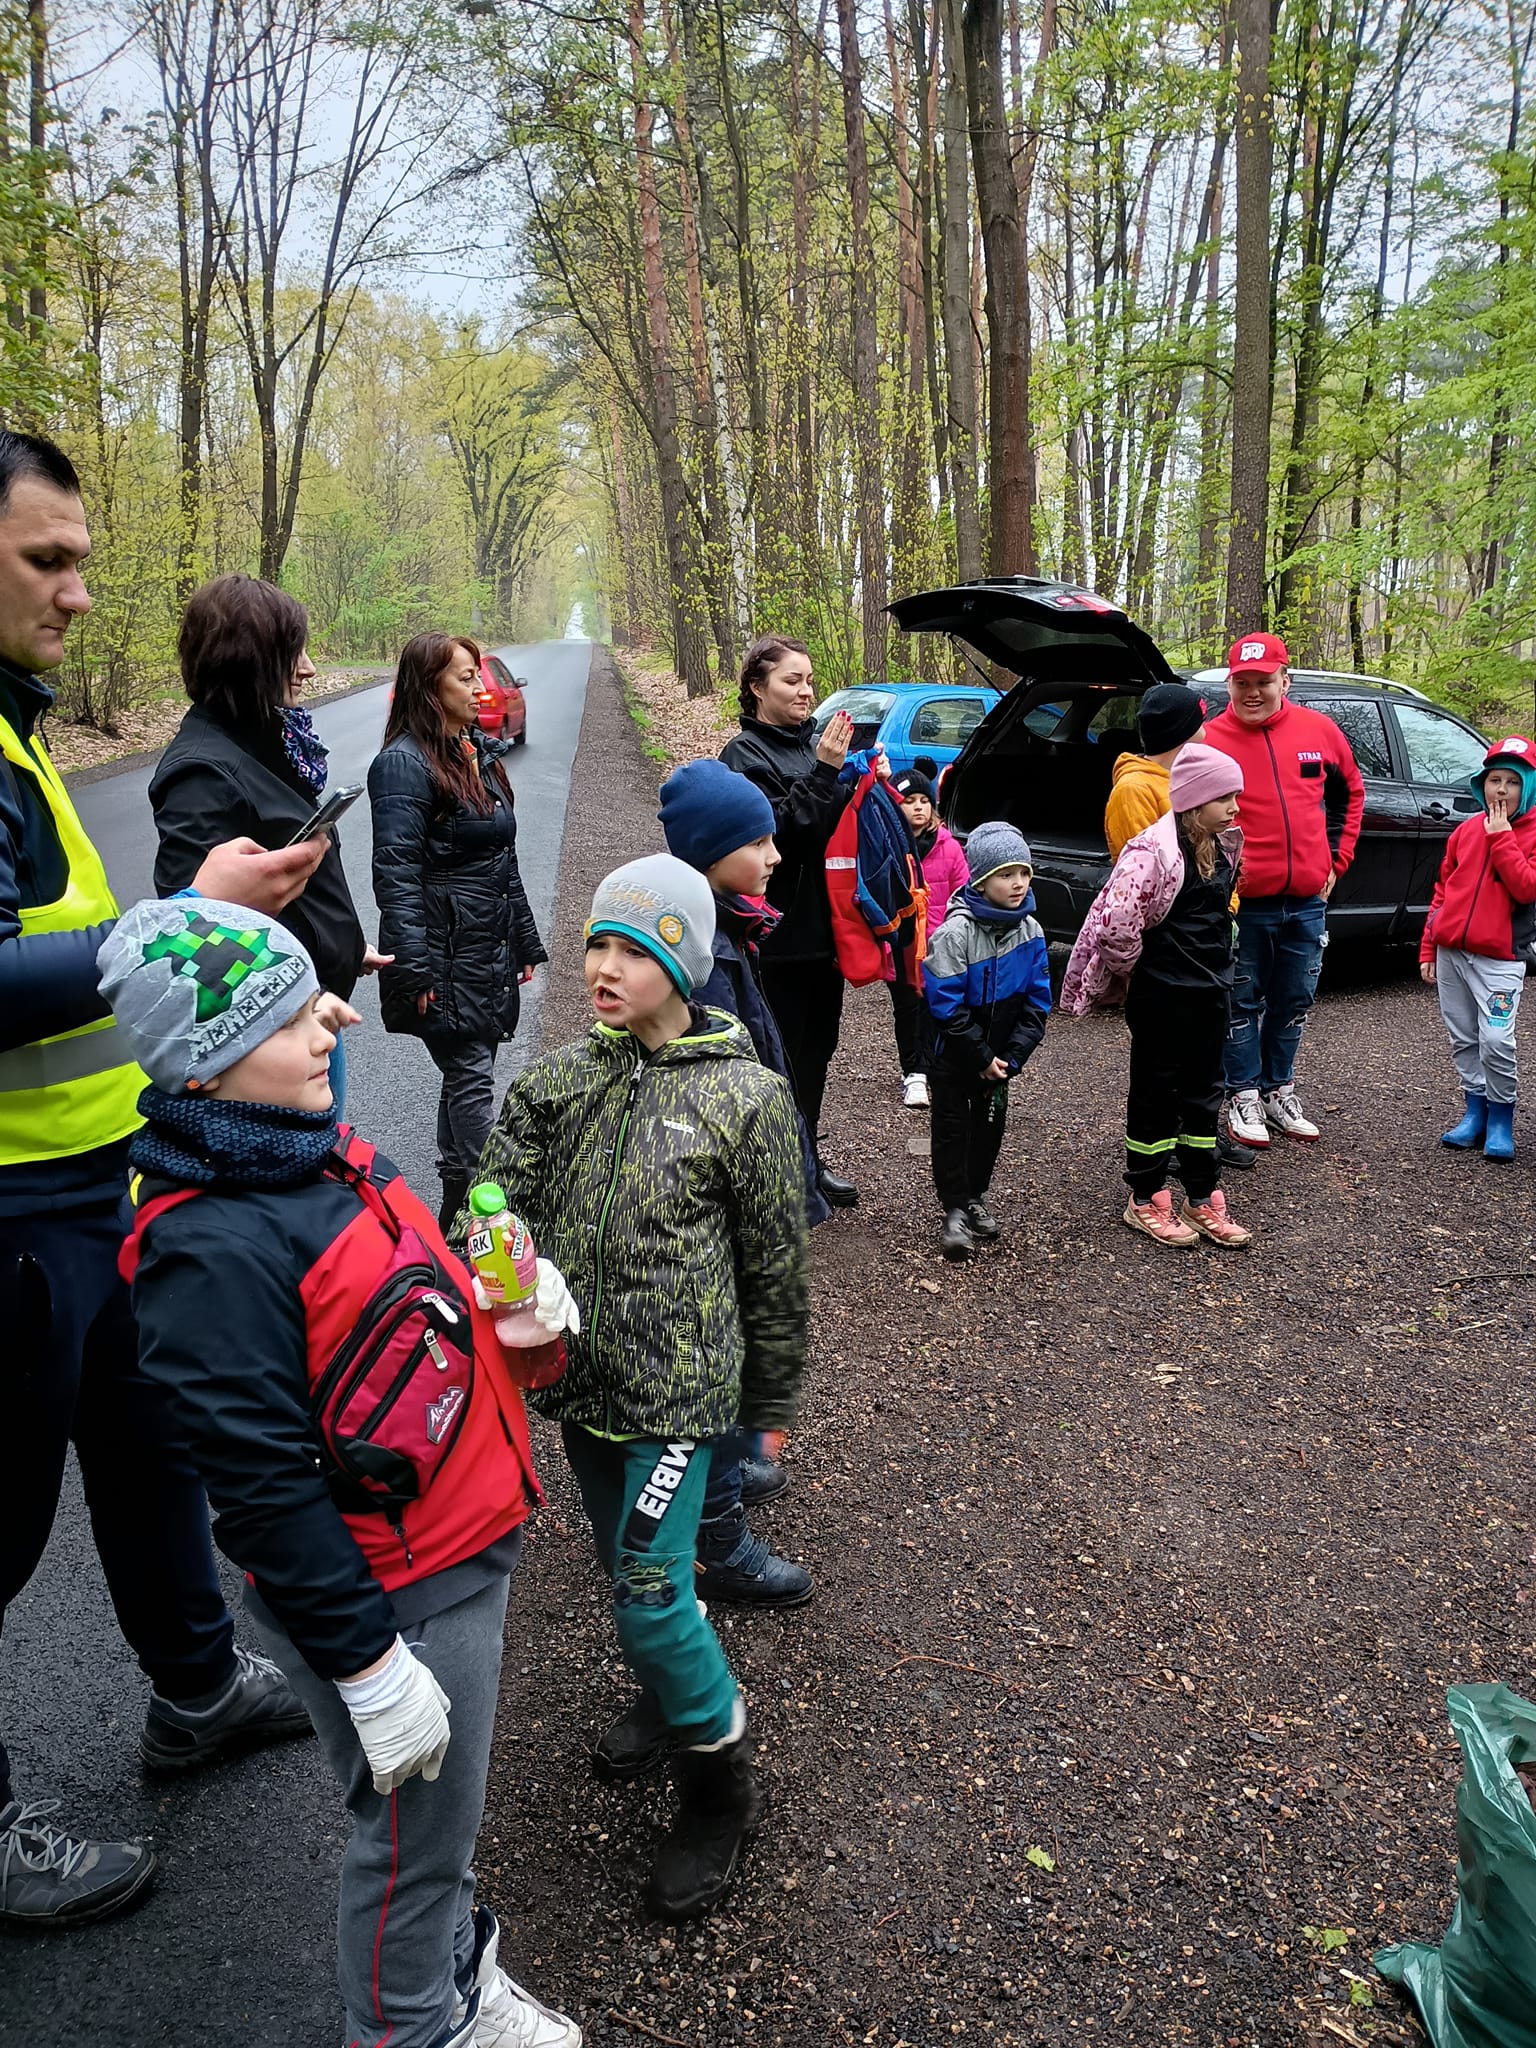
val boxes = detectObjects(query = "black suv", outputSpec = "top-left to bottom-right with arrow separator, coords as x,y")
887,578 -> 1491,946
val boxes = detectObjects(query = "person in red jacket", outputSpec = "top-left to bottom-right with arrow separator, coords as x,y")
1204,633 -> 1365,1149
99,897 -> 582,2048
1420,738 -> 1536,1162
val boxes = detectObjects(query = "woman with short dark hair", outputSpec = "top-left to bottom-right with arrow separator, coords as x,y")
150,574 -> 378,1109
369,632 -> 546,1224
720,634 -> 857,1204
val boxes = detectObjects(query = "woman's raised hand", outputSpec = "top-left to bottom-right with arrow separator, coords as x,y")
815,709 -> 853,770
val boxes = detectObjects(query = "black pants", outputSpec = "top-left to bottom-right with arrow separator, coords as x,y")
888,975 -> 929,1076
930,1068 -> 1009,1211
0,1198 -> 236,1805
760,955 -> 845,1144
1124,984 -> 1229,1203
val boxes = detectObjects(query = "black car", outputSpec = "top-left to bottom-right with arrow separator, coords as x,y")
886,578 -> 1491,945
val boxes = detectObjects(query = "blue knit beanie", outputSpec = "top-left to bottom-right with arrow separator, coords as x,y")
658,759 -> 776,874
964,820 -> 1033,884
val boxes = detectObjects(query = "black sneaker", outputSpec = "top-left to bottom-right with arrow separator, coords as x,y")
592,1690 -> 675,1782
695,1509 -> 812,1608
941,1207 -> 975,1260
816,1167 -> 859,1207
646,1733 -> 762,1921
966,1199 -> 1000,1241
0,1798 -> 156,1929
140,1646 -> 313,1773
738,1456 -> 789,1509
1215,1131 -> 1257,1172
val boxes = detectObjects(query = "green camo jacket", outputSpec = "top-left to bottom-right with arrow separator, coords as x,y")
470,1008 -> 809,1441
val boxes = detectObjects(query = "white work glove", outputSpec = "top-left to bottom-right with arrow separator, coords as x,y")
335,1637 -> 451,1796
470,1258 -> 581,1341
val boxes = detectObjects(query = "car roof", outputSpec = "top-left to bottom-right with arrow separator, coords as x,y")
819,680 -> 999,700
1186,666 -> 1430,702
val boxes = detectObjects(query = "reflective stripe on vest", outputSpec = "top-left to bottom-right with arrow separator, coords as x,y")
0,713 -> 145,1165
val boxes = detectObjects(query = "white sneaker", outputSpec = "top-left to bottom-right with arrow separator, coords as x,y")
903,1071 -> 930,1108
1226,1089 -> 1269,1148
1262,1085 -> 1320,1142
475,1911 -> 582,2047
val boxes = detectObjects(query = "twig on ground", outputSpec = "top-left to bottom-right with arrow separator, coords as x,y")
1433,1272 -> 1536,1288
882,1651 -> 1018,1688
606,2011 -> 689,2047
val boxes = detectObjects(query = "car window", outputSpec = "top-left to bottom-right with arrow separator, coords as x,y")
1395,703 -> 1488,787
814,689 -> 895,728
1087,693 -> 1141,740
1022,701 -> 1068,738
1311,699 -> 1391,779
910,695 -> 989,747
488,659 -> 515,691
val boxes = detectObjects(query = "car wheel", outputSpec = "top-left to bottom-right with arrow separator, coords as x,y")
512,724 -> 527,746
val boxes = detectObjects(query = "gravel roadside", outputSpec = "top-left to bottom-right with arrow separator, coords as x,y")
482,654 -> 1522,2046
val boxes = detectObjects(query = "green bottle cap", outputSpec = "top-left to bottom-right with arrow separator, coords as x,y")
468,1182 -> 507,1218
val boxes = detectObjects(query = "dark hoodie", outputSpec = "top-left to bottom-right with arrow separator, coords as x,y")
719,715 -> 850,961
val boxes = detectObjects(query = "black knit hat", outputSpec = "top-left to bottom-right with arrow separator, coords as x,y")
1137,683 -> 1206,753
891,769 -> 935,802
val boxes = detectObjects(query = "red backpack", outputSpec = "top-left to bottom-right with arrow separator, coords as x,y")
122,1132 -> 492,1535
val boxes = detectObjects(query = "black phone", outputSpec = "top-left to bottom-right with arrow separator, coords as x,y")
286,782 -> 363,847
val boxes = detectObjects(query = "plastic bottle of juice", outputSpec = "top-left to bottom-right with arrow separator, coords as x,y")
464,1182 -> 543,1346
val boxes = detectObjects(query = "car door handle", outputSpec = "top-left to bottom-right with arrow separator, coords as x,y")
1421,802 -> 1453,821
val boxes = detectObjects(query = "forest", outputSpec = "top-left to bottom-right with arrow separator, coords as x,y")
0,0 -> 1531,724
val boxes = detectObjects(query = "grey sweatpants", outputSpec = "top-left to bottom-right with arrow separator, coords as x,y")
247,1573 -> 510,2048
1436,947 -> 1526,1104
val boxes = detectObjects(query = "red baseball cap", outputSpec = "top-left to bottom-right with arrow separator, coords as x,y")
1227,631 -> 1290,677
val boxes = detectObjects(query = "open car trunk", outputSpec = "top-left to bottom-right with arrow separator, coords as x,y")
887,581 -> 1184,937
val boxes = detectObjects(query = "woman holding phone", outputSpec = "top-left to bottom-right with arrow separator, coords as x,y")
149,574 -> 383,1111
369,632 -> 546,1225
720,634 -> 858,1205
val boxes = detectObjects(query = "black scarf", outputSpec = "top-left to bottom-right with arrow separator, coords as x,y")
130,1088 -> 339,1189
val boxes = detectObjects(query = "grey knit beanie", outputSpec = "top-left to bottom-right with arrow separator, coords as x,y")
585,854 -> 716,995
97,898 -> 319,1095
964,820 -> 1033,884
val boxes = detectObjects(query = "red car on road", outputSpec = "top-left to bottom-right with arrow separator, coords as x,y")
476,652 -> 527,745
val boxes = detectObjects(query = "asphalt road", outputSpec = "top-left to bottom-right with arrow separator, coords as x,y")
0,639 -> 592,2046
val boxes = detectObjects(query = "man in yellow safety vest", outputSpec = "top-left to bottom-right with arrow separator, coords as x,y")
0,431 -> 328,1929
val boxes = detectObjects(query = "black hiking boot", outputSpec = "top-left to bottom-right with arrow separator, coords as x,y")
438,1170 -> 470,1233
816,1166 -> 859,1207
695,1506 -> 812,1608
965,1198 -> 1000,1242
593,1690 -> 675,1781
738,1456 -> 789,1509
645,1731 -> 762,1920
941,1207 -> 976,1260
140,1646 -> 311,1772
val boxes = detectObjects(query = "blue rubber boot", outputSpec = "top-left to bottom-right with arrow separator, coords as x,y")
1442,1092 -> 1488,1148
1484,1099 -> 1515,1162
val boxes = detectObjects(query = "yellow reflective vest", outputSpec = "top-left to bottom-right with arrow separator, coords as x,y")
0,712 -> 144,1165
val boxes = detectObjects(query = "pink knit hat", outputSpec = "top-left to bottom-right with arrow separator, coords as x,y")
1168,742 -> 1243,812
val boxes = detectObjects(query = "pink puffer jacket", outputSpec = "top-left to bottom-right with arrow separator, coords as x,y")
1061,811 -> 1242,1014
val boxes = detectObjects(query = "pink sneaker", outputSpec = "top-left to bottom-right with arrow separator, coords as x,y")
1180,1189 -> 1252,1248
1122,1189 -> 1199,1247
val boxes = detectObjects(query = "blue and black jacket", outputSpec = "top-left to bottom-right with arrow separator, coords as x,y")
923,890 -> 1052,1077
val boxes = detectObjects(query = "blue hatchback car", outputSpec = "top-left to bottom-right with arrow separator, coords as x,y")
810,682 -> 1001,778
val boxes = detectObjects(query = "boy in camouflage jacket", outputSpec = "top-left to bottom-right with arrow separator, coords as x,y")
465,855 -> 808,1921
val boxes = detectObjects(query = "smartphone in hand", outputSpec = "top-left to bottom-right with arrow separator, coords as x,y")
286,783 -> 364,847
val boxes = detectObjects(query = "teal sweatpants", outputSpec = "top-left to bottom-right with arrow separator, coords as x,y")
561,1424 -> 739,1745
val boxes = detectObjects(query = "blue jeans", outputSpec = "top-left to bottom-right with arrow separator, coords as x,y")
700,1427 -> 759,1526
1224,895 -> 1327,1095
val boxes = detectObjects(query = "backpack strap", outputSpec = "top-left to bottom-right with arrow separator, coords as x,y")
323,1126 -> 401,1241
117,1179 -> 203,1284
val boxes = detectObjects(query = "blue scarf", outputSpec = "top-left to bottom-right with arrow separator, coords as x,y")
280,707 -> 328,798
959,882 -> 1034,929
130,1088 -> 339,1189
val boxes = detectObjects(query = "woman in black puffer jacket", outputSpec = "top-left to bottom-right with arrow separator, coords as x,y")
720,634 -> 857,1205
369,632 -> 546,1222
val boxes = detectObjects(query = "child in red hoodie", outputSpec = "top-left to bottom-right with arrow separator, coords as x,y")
1420,737 -> 1536,1162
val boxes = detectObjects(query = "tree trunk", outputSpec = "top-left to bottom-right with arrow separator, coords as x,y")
834,0 -> 889,676
629,0 -> 714,694
938,0 -> 982,579
909,0 -> 949,502
26,0 -> 46,342
1225,0 -> 1274,635
885,0 -> 928,601
963,0 -> 1036,574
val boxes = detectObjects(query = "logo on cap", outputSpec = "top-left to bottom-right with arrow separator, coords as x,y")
657,914 -> 684,946
1240,641 -> 1266,663
142,914 -> 292,1024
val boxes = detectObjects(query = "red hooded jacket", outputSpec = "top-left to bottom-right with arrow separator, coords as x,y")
1420,812 -> 1536,964
1204,698 -> 1365,899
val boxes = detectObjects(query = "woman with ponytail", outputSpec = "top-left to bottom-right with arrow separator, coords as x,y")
369,633 -> 545,1224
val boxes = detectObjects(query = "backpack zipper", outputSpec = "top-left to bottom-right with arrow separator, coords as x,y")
310,1264 -> 436,1411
